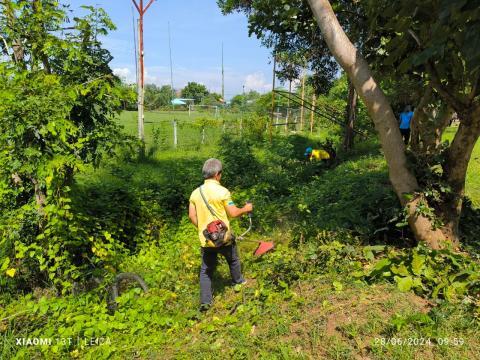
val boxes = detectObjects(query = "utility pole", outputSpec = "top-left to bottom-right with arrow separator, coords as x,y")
241,84 -> 245,135
269,50 -> 277,142
286,79 -> 291,133
168,21 -> 175,111
242,85 -> 245,108
221,42 -> 225,103
300,67 -> 306,131
132,0 -> 155,143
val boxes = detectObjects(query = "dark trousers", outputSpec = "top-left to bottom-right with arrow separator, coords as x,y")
200,243 -> 244,305
400,128 -> 411,145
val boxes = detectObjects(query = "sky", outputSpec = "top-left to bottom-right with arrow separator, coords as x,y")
70,0 -> 275,99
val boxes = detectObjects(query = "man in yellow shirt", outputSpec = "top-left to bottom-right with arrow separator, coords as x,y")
189,158 -> 253,311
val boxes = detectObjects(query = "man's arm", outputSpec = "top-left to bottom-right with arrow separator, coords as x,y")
189,202 -> 198,227
225,202 -> 253,218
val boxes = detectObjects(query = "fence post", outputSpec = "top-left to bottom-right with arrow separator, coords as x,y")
201,126 -> 205,144
173,119 -> 178,148
310,94 -> 316,133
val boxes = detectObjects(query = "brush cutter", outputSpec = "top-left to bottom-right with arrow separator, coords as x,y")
236,207 -> 274,257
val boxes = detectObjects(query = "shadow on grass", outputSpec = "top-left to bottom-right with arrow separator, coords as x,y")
460,199 -> 480,258
284,153 -> 416,247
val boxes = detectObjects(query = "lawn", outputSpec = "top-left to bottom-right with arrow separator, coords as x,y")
116,110 -> 243,151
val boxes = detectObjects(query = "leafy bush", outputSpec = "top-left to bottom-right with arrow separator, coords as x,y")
0,3 -> 131,294
291,155 -> 405,242
361,245 -> 480,303
218,135 -> 260,189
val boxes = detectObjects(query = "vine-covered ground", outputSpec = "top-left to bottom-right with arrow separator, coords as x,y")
1,113 -> 479,359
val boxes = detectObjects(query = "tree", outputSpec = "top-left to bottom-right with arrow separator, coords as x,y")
221,0 -> 480,247
144,84 -> 174,110
117,81 -> 137,111
202,92 -> 223,106
181,82 -> 209,103
361,0 -> 480,243
218,0 -> 364,147
230,90 -> 261,108
306,0 -> 480,247
0,1 -> 129,290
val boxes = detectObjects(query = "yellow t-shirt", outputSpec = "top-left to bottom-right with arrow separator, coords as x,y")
189,179 -> 234,247
310,149 -> 330,161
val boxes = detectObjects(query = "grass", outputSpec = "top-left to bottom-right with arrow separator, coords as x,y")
1,112 -> 479,359
117,110 -> 221,153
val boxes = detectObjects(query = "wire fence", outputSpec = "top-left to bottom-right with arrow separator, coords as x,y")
122,108 -> 341,152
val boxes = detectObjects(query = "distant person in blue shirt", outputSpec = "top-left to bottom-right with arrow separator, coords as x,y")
399,105 -> 414,145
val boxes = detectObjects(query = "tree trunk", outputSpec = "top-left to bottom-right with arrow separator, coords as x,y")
426,106 -> 453,153
343,79 -> 357,151
300,68 -> 306,131
442,104 -> 480,242
31,177 -> 46,216
4,1 -> 25,64
310,93 -> 316,133
410,86 -> 433,153
307,0 -> 446,248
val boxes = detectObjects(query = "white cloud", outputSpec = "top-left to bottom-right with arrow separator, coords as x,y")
113,66 -> 273,100
244,72 -> 272,93
113,67 -> 135,83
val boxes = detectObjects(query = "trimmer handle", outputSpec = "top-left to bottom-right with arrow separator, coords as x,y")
246,200 -> 253,218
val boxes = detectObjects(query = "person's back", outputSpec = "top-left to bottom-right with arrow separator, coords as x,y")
188,158 -> 252,311
399,110 -> 414,129
311,149 -> 330,161
399,105 -> 413,144
190,179 -> 232,248
305,147 -> 330,161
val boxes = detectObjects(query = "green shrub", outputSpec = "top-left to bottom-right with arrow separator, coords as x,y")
360,244 -> 480,303
291,155 -> 405,242
218,135 -> 260,189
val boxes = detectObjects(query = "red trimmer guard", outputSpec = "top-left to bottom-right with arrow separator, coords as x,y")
254,241 -> 275,256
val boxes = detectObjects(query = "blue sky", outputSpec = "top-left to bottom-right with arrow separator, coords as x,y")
70,0 -> 275,99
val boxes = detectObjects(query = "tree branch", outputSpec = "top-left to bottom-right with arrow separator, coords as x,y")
426,62 -> 465,113
469,71 -> 479,102
0,34 -> 10,57
407,29 -> 465,113
407,29 -> 421,47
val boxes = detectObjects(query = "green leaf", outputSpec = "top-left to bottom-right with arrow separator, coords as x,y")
391,264 -> 410,276
332,281 -> 343,292
0,258 -> 10,272
411,253 -> 426,276
372,258 -> 391,272
395,276 -> 413,292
